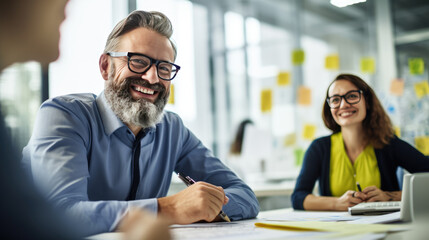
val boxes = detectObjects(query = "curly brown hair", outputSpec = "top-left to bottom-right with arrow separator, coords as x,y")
322,74 -> 394,148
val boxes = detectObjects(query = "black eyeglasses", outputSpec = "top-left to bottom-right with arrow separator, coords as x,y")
327,90 -> 363,109
107,52 -> 181,81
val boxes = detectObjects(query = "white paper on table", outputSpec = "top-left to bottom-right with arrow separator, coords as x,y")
348,212 -> 403,224
262,210 -> 362,222
170,219 -> 329,240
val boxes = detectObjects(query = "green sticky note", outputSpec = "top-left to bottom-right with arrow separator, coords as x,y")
292,49 -> 305,65
294,148 -> 304,166
409,58 -> 424,75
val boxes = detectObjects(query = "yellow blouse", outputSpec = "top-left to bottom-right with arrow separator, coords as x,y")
330,132 -> 381,197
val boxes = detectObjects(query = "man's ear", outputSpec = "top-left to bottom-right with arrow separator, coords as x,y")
99,54 -> 110,80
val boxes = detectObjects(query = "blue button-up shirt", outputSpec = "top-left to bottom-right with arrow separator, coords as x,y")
22,92 -> 259,235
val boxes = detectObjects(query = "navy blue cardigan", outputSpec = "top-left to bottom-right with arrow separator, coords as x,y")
291,135 -> 429,210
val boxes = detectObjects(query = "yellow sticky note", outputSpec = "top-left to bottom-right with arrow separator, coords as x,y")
260,89 -> 272,113
297,86 -> 311,106
413,80 -> 429,99
390,79 -> 404,96
283,133 -> 296,147
360,57 -> 375,74
394,126 -> 401,138
302,124 -> 316,140
168,84 -> 175,104
409,58 -> 424,75
292,49 -> 305,65
294,148 -> 304,166
277,72 -> 291,86
415,136 -> 429,155
325,54 -> 339,70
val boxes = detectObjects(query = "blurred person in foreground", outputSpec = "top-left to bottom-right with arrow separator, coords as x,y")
22,9 -> 259,235
0,0 -> 170,239
292,73 -> 429,211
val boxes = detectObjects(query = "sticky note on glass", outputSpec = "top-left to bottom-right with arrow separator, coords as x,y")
390,79 -> 404,96
168,84 -> 175,104
260,89 -> 272,113
277,71 -> 291,86
298,86 -> 311,106
394,126 -> 401,138
294,148 -> 304,166
413,80 -> 429,99
409,58 -> 424,75
292,49 -> 305,65
415,136 -> 429,155
283,133 -> 296,147
302,124 -> 316,140
360,57 -> 375,74
325,54 -> 339,70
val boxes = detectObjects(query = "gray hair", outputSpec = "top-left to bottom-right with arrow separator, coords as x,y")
103,10 -> 177,59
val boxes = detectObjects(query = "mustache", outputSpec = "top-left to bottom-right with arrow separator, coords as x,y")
125,77 -> 166,92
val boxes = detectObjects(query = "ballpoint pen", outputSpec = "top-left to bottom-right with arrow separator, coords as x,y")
356,182 -> 362,192
177,173 -> 231,222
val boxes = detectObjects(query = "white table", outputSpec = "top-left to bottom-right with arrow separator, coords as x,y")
88,208 -> 415,240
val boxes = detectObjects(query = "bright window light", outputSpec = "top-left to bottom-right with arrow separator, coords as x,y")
330,0 -> 366,8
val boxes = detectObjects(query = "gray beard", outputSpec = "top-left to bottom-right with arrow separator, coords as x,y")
104,76 -> 169,130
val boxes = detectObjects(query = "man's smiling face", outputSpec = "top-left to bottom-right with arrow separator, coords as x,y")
103,27 -> 175,130
109,27 -> 175,103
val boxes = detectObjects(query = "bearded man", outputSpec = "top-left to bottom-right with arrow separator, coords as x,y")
22,10 -> 259,235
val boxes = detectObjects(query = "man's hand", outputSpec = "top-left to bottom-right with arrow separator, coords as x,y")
362,186 -> 401,202
334,190 -> 365,211
157,181 -> 229,224
117,208 -> 171,240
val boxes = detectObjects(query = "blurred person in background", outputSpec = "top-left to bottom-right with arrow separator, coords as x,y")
228,119 -> 254,179
0,0 -> 171,239
230,119 -> 254,155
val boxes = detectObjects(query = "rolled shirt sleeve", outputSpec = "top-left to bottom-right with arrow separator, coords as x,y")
173,128 -> 260,220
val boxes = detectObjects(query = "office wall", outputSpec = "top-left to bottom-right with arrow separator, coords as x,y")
1,0 -> 428,176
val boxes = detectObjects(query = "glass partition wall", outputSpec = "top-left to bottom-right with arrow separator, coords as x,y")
1,0 -> 427,182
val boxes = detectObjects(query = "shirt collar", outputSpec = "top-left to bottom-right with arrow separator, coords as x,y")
96,91 -> 125,136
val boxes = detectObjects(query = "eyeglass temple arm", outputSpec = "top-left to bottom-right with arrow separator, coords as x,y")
107,52 -> 128,57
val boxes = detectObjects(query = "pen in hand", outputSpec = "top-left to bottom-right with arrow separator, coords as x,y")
356,182 -> 362,192
177,173 -> 231,222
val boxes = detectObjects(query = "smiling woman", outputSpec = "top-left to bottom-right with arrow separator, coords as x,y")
291,73 -> 429,212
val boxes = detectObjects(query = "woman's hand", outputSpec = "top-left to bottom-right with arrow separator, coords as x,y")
334,190 -> 365,211
362,186 -> 401,202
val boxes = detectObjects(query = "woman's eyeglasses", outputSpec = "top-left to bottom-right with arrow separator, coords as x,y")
326,90 -> 363,109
